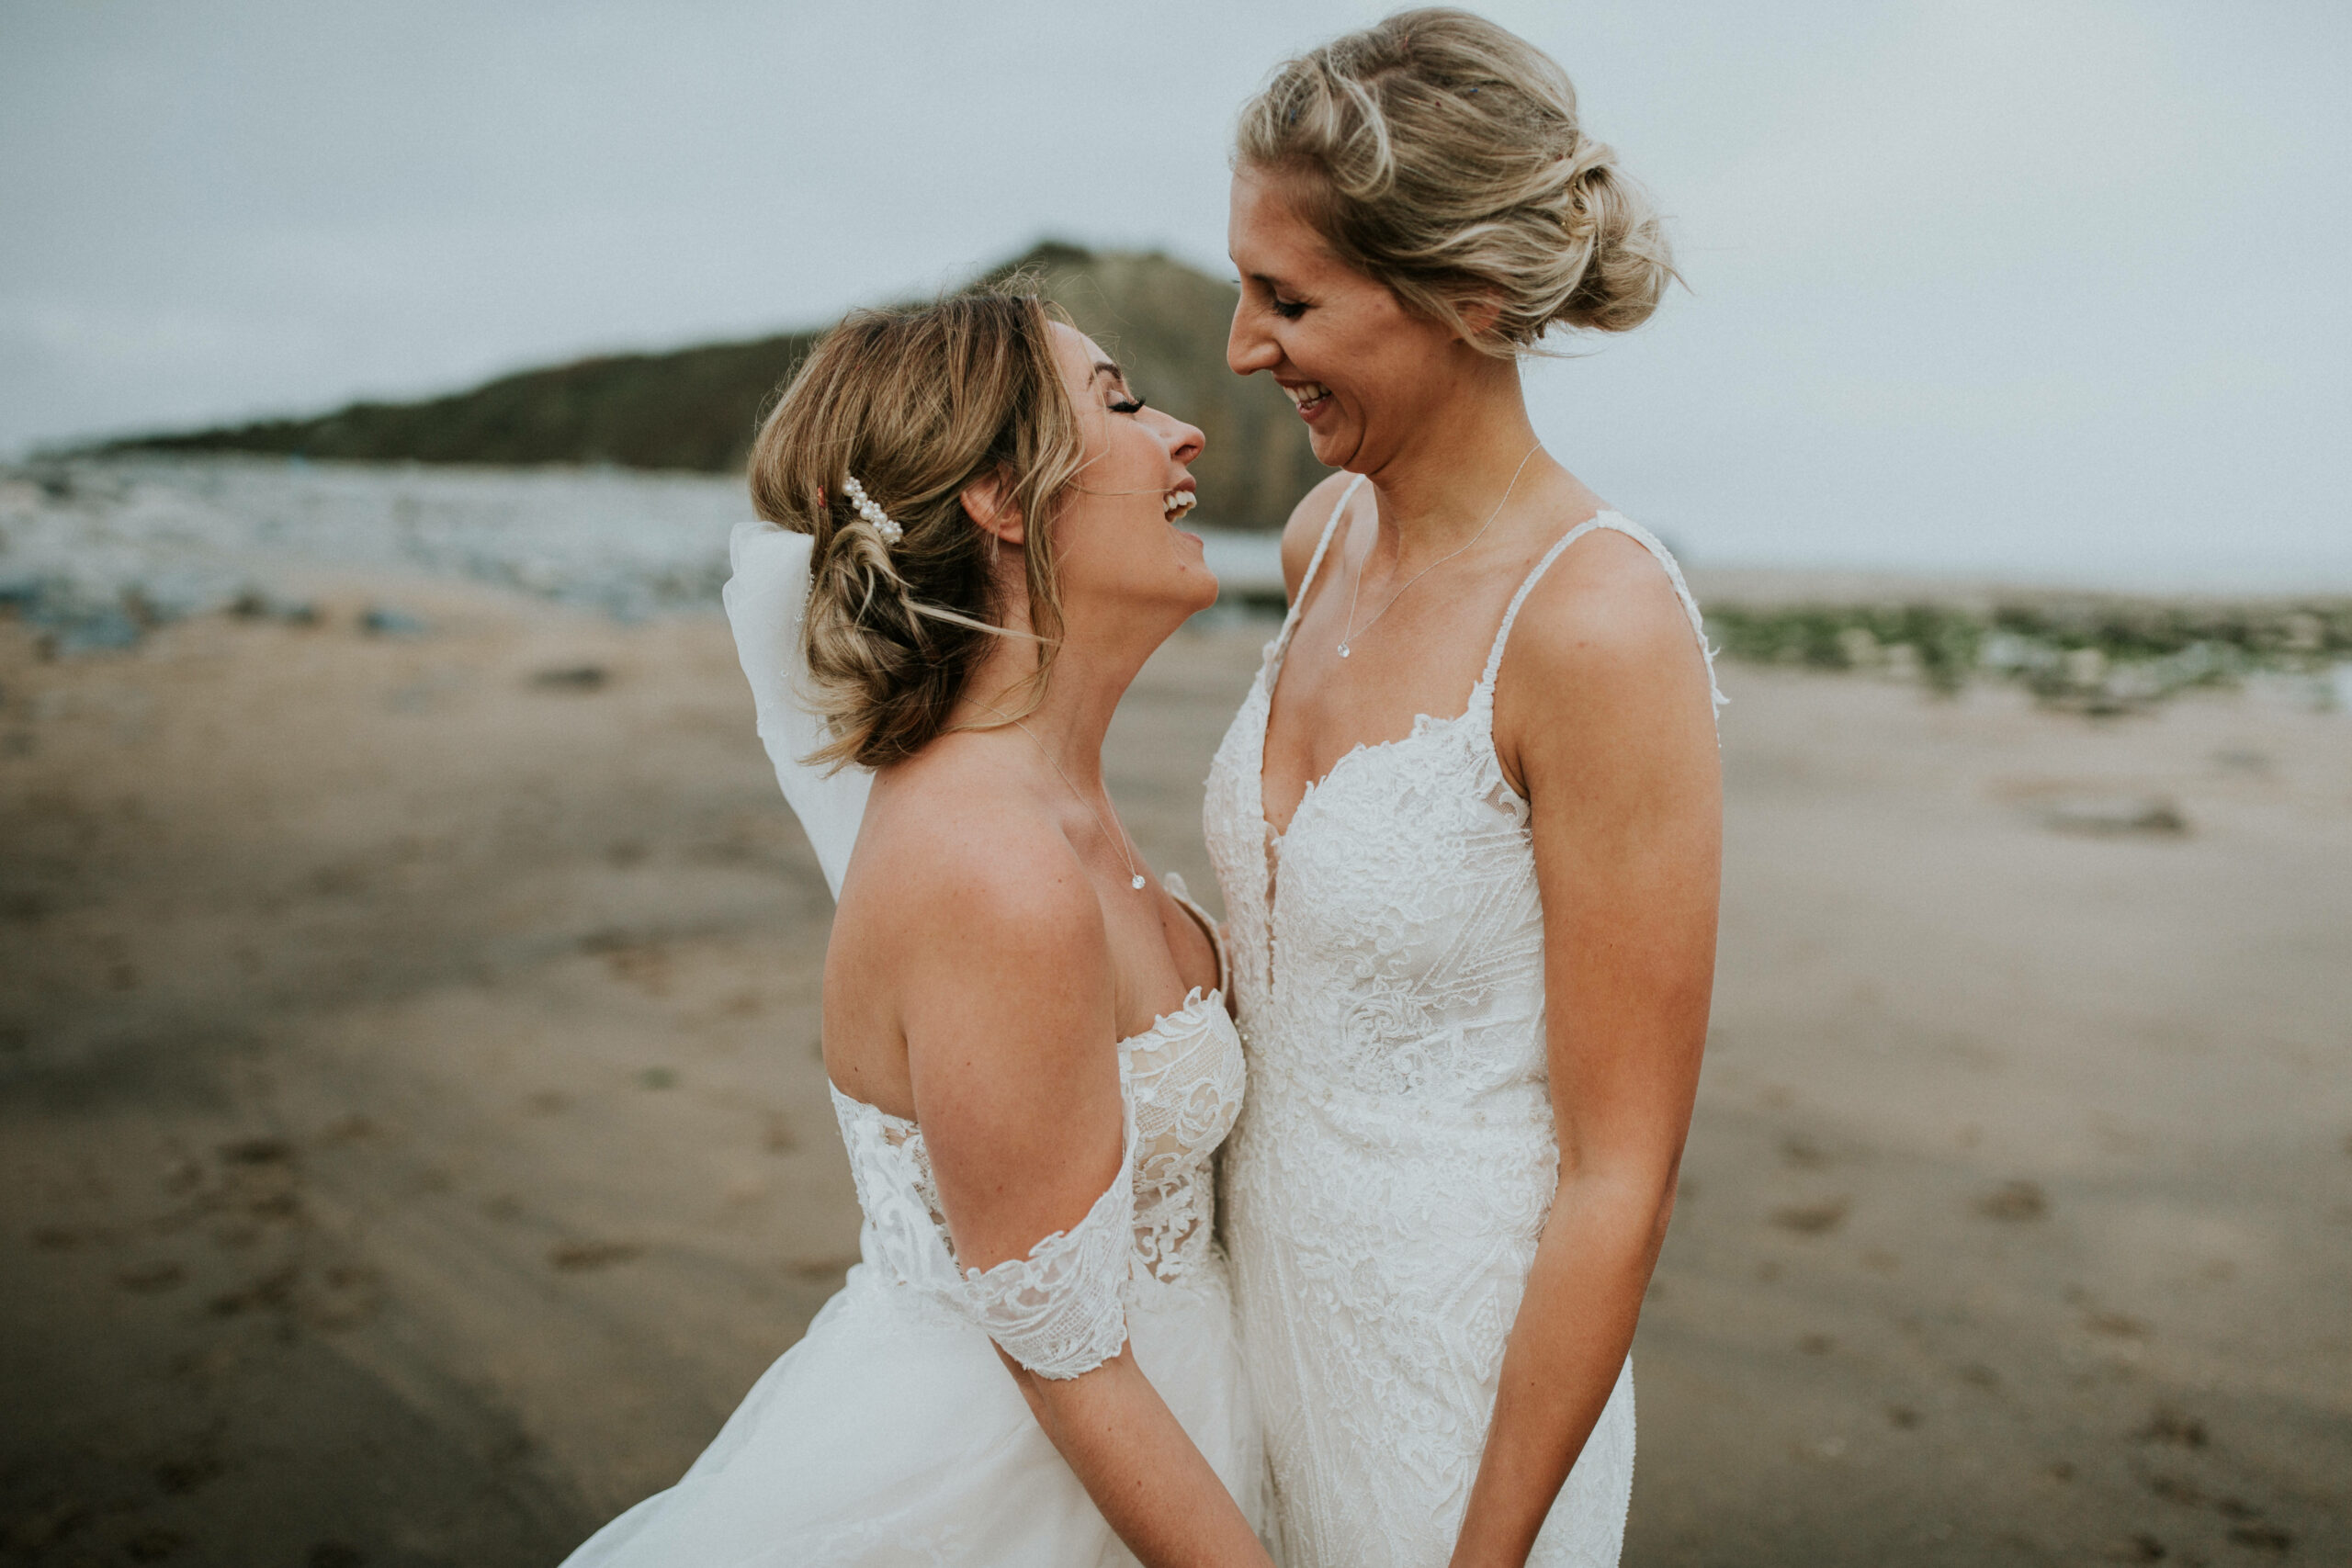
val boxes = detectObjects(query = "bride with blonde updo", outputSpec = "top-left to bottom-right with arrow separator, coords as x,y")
562,288 -> 1275,1566
1205,11 -> 1724,1567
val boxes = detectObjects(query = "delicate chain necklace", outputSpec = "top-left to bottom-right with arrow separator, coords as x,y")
1337,441 -> 1544,659
1007,716 -> 1148,892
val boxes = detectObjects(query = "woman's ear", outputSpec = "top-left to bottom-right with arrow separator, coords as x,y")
1456,289 -> 1504,343
960,470 -> 1025,547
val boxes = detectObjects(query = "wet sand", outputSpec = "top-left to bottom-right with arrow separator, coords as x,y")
2,576 -> 2346,1566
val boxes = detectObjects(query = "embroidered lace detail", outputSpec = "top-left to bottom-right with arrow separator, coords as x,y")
1123,989 -> 1247,1285
958,1096 -> 1138,1380
827,986 -> 1245,1381
1204,491 -> 1702,1567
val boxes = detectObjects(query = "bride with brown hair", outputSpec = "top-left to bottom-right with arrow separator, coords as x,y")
1206,11 -> 1724,1567
561,289 -> 1272,1565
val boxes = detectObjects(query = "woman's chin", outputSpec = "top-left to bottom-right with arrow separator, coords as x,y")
1305,423 -> 1357,470
1159,564 -> 1221,625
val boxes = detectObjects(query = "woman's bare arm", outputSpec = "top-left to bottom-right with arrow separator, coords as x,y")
899,827 -> 1272,1568
1449,534 -> 1722,1568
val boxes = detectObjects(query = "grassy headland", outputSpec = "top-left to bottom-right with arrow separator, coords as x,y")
92,243 -> 1328,532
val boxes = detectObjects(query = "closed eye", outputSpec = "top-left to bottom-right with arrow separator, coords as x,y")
1238,273 -> 1310,321
1092,359 -> 1145,414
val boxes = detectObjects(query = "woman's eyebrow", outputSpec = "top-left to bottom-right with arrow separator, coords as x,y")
1091,360 -> 1125,383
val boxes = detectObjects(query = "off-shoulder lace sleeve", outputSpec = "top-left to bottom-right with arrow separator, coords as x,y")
954,1101 -> 1136,1380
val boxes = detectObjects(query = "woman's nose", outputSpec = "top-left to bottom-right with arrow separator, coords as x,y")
1228,301 -> 1280,378
1157,410 -> 1205,468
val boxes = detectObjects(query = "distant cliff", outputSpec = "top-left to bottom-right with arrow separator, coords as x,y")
103,243 -> 1326,531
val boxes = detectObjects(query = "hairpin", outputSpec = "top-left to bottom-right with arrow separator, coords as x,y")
841,475 -> 903,545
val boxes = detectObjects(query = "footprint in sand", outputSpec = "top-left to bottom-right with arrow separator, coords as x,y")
549,1240 -> 642,1273
1974,1179 -> 2047,1222
2135,1405 -> 2208,1448
1769,1197 -> 1849,1235
1778,1134 -> 1830,1170
115,1259 -> 186,1293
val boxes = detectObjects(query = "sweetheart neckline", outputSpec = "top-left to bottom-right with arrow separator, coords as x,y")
826,986 -> 1231,1130
1260,703 -> 1526,849
1264,706 -> 1463,845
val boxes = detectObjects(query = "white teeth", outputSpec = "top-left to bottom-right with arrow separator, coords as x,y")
1282,382 -> 1329,408
1163,490 -> 1197,521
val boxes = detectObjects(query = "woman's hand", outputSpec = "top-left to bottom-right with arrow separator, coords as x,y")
1454,528 -> 1722,1568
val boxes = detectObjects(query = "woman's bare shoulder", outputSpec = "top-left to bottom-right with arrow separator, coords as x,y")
848,750 -> 1105,971
1496,524 -> 1713,742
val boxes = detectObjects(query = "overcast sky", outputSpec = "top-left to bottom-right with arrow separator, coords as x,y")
4,0 -> 2346,585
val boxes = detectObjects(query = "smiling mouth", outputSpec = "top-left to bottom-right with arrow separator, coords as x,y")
1162,489 -> 1197,523
1280,380 -> 1331,418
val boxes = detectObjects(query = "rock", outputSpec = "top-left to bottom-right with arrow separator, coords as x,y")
230,588 -> 320,626
358,604 -> 427,637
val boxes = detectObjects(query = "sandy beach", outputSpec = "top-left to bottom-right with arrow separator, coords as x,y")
3,524 -> 2348,1564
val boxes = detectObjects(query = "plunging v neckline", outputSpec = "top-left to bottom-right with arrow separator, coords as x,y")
1258,704 -> 1487,846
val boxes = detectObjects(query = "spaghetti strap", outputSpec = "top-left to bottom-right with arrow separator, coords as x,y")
1268,474 -> 1368,675
1477,511 -> 1726,716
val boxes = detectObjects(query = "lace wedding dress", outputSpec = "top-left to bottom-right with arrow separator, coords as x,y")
1204,478 -> 1721,1568
560,521 -> 1261,1567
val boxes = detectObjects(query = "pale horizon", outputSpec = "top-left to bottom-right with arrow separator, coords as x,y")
4,0 -> 2347,588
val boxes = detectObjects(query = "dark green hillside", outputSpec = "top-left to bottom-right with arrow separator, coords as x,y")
106,243 -> 1325,530
112,332 -> 822,473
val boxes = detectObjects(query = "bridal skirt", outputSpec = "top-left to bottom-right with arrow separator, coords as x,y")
560,1259 -> 1262,1568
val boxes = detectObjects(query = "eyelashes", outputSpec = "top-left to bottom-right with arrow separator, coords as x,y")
1109,394 -> 1147,414
1231,276 -> 1309,321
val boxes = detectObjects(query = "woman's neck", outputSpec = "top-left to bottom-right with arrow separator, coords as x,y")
951,621 -> 1143,790
1363,355 -> 1549,563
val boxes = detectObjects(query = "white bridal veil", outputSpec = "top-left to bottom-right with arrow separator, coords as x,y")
722,519 -> 871,901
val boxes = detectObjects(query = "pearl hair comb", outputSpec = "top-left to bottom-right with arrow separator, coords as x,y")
841,475 -> 903,545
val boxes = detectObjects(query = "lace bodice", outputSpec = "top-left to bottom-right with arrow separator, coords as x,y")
829,959 -> 1244,1381
1204,478 -> 1717,1567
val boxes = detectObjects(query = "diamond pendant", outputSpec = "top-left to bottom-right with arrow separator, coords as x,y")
1337,643 -> 1351,659
1131,874 -> 1148,891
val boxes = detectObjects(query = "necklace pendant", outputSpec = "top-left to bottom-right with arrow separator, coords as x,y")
1131,874 -> 1148,891
1337,643 -> 1351,659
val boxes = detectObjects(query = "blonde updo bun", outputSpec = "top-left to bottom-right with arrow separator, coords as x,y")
748,289 -> 1084,771
1236,6 -> 1676,352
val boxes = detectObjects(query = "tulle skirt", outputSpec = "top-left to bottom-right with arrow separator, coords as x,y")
560,1259 -> 1262,1567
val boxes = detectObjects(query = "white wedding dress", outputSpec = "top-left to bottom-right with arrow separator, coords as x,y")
560,521 -> 1261,1567
1204,478 -> 1721,1568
